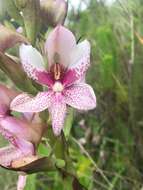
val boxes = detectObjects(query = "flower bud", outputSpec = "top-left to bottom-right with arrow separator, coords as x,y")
0,114 -> 54,174
0,25 -> 28,52
0,84 -> 19,116
14,0 -> 27,9
40,0 -> 68,27
0,115 -> 47,171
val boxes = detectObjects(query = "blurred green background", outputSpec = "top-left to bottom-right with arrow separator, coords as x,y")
1,0 -> 143,189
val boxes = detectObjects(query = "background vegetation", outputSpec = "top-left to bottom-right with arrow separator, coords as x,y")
1,0 -> 143,189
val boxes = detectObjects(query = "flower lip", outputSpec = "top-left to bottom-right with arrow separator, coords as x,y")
52,81 -> 64,92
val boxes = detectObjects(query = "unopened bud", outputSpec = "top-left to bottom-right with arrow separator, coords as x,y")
40,0 -> 68,27
14,0 -> 27,9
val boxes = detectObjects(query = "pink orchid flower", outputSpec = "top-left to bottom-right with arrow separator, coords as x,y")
0,84 -> 43,190
11,25 -> 96,136
0,116 -> 44,190
0,116 -> 43,168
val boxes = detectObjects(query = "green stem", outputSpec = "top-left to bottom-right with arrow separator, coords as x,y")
44,108 -> 84,189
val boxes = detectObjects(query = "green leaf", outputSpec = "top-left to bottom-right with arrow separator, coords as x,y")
25,174 -> 36,190
38,142 -> 51,157
55,159 -> 65,168
0,52 -> 38,94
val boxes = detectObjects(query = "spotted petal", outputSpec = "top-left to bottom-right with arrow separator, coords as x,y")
45,25 -> 76,68
20,44 -> 52,86
63,40 -> 90,86
0,116 -> 43,145
0,125 -> 34,156
49,94 -> 66,136
11,92 -> 52,113
64,83 -> 96,110
0,117 -> 35,167
0,146 -> 24,167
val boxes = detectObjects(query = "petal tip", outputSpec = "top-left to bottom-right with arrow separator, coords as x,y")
53,126 -> 62,136
20,44 -> 32,53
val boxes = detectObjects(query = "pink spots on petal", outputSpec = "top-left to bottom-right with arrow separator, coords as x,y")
0,126 -> 17,146
64,83 -> 96,110
11,92 -> 52,113
0,123 -> 34,156
23,63 -> 39,80
20,44 -> 47,85
0,118 -> 34,167
63,56 -> 90,87
49,94 -> 66,136
23,64 -> 51,87
0,146 -> 23,167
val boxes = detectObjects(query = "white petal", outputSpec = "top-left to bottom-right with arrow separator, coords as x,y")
45,25 -> 76,68
69,40 -> 90,67
20,44 -> 46,80
62,40 -> 90,86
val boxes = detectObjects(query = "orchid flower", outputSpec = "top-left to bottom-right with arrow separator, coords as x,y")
0,116 -> 43,168
11,25 -> 96,136
0,116 -> 44,190
0,84 -> 44,190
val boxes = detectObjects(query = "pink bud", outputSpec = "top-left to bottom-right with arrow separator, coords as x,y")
0,116 -> 45,169
0,24 -> 28,52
